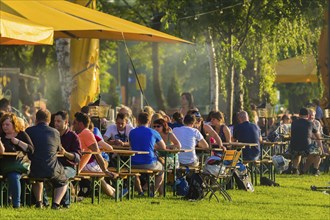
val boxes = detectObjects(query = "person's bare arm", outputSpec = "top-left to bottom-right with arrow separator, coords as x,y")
204,124 -> 225,149
0,138 -> 4,154
98,140 -> 113,151
88,143 -> 117,178
223,125 -> 232,143
314,132 -> 323,148
168,133 -> 181,149
197,138 -> 209,149
154,139 -> 166,151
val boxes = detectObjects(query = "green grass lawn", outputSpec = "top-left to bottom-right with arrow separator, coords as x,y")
1,173 -> 329,220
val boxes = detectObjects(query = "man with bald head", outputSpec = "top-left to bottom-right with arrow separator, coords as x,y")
233,110 -> 262,161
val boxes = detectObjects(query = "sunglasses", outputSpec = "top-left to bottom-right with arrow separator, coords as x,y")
153,125 -> 162,128
193,112 -> 201,118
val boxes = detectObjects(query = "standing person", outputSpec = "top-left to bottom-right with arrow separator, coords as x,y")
103,113 -> 133,147
129,112 -> 166,196
72,112 -> 119,198
53,111 -> 82,208
233,111 -> 262,161
26,109 -> 68,209
290,108 -> 321,175
179,92 -> 195,116
0,113 -> 34,208
312,99 -> 324,124
173,114 -> 209,167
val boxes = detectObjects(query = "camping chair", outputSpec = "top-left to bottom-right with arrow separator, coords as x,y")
202,150 -> 241,202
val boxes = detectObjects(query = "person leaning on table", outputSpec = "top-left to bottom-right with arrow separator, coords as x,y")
0,112 -> 34,208
53,110 -> 82,208
173,114 -> 209,167
73,112 -> 119,198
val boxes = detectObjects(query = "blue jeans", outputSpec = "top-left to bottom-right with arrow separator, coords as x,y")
7,172 -> 21,208
61,166 -> 76,206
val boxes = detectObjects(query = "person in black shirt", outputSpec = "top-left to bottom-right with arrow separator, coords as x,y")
290,108 -> 321,175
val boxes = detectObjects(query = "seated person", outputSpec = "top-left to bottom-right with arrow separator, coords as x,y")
129,112 -> 166,196
152,118 -> 181,169
233,111 -> 261,161
173,114 -> 209,167
26,109 -> 67,209
53,111 -> 82,207
0,113 -> 34,209
73,112 -> 120,198
103,112 -> 134,147
290,108 -> 321,175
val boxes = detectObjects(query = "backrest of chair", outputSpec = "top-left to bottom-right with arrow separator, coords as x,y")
217,150 -> 241,178
231,151 -> 241,167
223,150 -> 236,161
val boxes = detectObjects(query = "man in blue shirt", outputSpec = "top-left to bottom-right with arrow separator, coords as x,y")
129,112 -> 166,196
233,111 -> 262,161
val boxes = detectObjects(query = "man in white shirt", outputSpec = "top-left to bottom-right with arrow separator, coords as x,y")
173,114 -> 209,167
103,113 -> 134,147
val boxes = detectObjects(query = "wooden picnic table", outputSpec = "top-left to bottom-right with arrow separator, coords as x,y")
223,142 -> 257,147
157,148 -> 192,197
0,152 -> 64,157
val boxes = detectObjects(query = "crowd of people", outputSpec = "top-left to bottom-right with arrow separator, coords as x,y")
0,93 -> 327,209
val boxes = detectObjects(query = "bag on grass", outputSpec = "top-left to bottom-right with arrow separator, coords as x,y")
272,155 -> 290,173
233,171 -> 254,192
185,173 -> 205,200
174,167 -> 190,196
260,177 -> 280,187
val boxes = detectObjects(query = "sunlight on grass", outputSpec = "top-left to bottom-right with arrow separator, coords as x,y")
0,173 -> 329,219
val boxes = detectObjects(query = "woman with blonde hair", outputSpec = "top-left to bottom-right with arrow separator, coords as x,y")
0,113 -> 34,208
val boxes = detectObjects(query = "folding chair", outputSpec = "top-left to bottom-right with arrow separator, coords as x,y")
202,150 -> 241,202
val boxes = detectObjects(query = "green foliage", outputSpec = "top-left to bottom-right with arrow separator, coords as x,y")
1,0 -> 326,114
166,73 -> 181,108
277,83 -> 320,113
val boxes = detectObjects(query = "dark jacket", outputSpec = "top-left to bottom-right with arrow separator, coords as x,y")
26,122 -> 65,178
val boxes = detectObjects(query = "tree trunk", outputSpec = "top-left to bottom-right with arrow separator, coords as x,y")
205,28 -> 219,111
55,38 -> 71,111
233,67 -> 243,113
152,42 -> 166,110
227,32 -> 234,124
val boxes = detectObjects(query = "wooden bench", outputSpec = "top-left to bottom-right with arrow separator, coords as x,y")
0,175 -> 8,207
108,167 -> 162,198
243,159 -> 275,186
77,172 -> 106,204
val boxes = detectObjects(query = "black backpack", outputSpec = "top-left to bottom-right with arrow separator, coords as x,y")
185,173 -> 205,200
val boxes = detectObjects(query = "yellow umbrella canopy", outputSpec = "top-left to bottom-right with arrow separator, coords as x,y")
1,0 -> 191,44
275,55 -> 317,83
0,10 -> 53,45
0,0 -> 121,39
